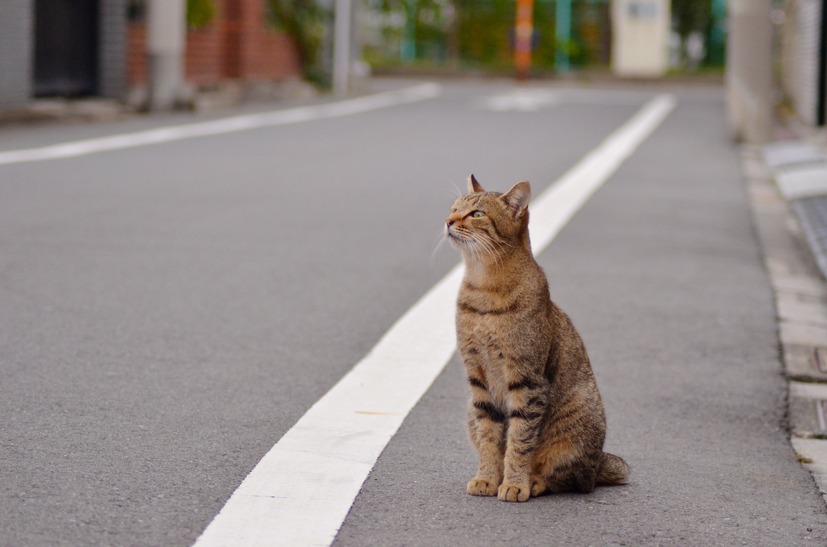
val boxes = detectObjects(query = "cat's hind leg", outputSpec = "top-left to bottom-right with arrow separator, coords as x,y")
532,438 -> 599,494
542,458 -> 599,494
529,475 -> 549,497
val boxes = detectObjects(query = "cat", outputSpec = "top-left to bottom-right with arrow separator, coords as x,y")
446,174 -> 629,502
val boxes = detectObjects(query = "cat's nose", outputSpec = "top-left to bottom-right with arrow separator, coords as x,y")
446,213 -> 461,229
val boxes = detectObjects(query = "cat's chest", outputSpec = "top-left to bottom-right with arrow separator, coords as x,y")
481,331 -> 513,388
456,288 -> 521,388
456,277 -> 532,331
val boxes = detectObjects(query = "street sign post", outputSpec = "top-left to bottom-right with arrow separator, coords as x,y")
515,0 -> 534,80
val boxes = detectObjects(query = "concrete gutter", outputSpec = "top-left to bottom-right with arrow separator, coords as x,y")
746,136 -> 827,506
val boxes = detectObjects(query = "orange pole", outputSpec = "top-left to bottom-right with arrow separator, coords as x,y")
515,0 -> 534,80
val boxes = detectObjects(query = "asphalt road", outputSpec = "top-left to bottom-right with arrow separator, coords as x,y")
2,80 -> 826,545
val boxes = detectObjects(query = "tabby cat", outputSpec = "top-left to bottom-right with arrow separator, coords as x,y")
446,174 -> 629,502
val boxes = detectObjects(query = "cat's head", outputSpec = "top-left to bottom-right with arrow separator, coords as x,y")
445,175 -> 531,261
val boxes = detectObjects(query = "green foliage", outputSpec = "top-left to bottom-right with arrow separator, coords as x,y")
186,0 -> 217,29
409,0 -> 448,60
365,0 -> 723,73
370,0 -> 448,62
455,0 -> 513,67
365,0 -> 613,73
268,0 -> 330,84
532,1 -> 556,69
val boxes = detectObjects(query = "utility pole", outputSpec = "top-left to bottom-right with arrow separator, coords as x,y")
147,0 -> 186,111
333,0 -> 352,96
725,0 -> 773,144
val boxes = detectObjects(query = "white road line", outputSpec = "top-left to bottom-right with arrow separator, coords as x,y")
193,93 -> 677,547
0,83 -> 442,167
479,89 -> 650,112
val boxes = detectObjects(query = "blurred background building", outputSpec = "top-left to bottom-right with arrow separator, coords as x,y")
127,0 -> 300,99
0,0 -> 824,134
0,0 -> 302,109
360,0 -> 725,77
0,0 -> 130,107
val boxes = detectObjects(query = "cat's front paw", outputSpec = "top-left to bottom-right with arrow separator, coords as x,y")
498,482 -> 530,502
467,478 -> 499,496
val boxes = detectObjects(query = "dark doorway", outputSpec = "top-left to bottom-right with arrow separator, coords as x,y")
818,0 -> 827,126
34,0 -> 99,97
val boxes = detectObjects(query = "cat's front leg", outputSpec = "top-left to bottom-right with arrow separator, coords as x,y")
465,369 -> 506,496
499,377 -> 549,502
466,401 -> 506,496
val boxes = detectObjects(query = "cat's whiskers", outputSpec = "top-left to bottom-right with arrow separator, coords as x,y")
448,180 -> 463,200
464,232 -> 487,261
429,231 -> 449,271
458,230 -> 483,264
468,231 -> 504,269
485,233 -> 518,268
484,235 -> 513,259
444,223 -> 504,270
491,236 -> 514,249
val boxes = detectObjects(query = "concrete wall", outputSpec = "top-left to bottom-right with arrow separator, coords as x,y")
611,0 -> 670,77
0,0 -> 33,108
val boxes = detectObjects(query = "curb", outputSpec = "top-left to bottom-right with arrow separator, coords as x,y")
792,437 -> 827,506
745,138 -> 827,506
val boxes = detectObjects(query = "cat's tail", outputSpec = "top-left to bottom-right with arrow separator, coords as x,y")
596,452 -> 630,486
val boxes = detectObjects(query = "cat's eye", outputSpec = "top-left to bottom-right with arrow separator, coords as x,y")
471,211 -> 485,218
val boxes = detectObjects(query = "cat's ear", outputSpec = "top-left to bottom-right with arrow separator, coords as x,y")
501,181 -> 531,217
468,174 -> 485,194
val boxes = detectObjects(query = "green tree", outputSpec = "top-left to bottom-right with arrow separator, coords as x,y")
455,0 -> 513,68
372,0 -> 448,62
268,0 -> 330,83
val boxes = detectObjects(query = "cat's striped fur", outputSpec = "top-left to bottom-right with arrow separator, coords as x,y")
447,175 -> 629,502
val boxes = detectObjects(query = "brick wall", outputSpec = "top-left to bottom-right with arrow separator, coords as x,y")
127,23 -> 147,86
0,0 -> 34,108
232,0 -> 301,81
127,0 -> 300,89
186,16 -> 225,86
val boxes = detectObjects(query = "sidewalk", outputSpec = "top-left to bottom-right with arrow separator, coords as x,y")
0,79 -> 319,127
746,125 -> 827,504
